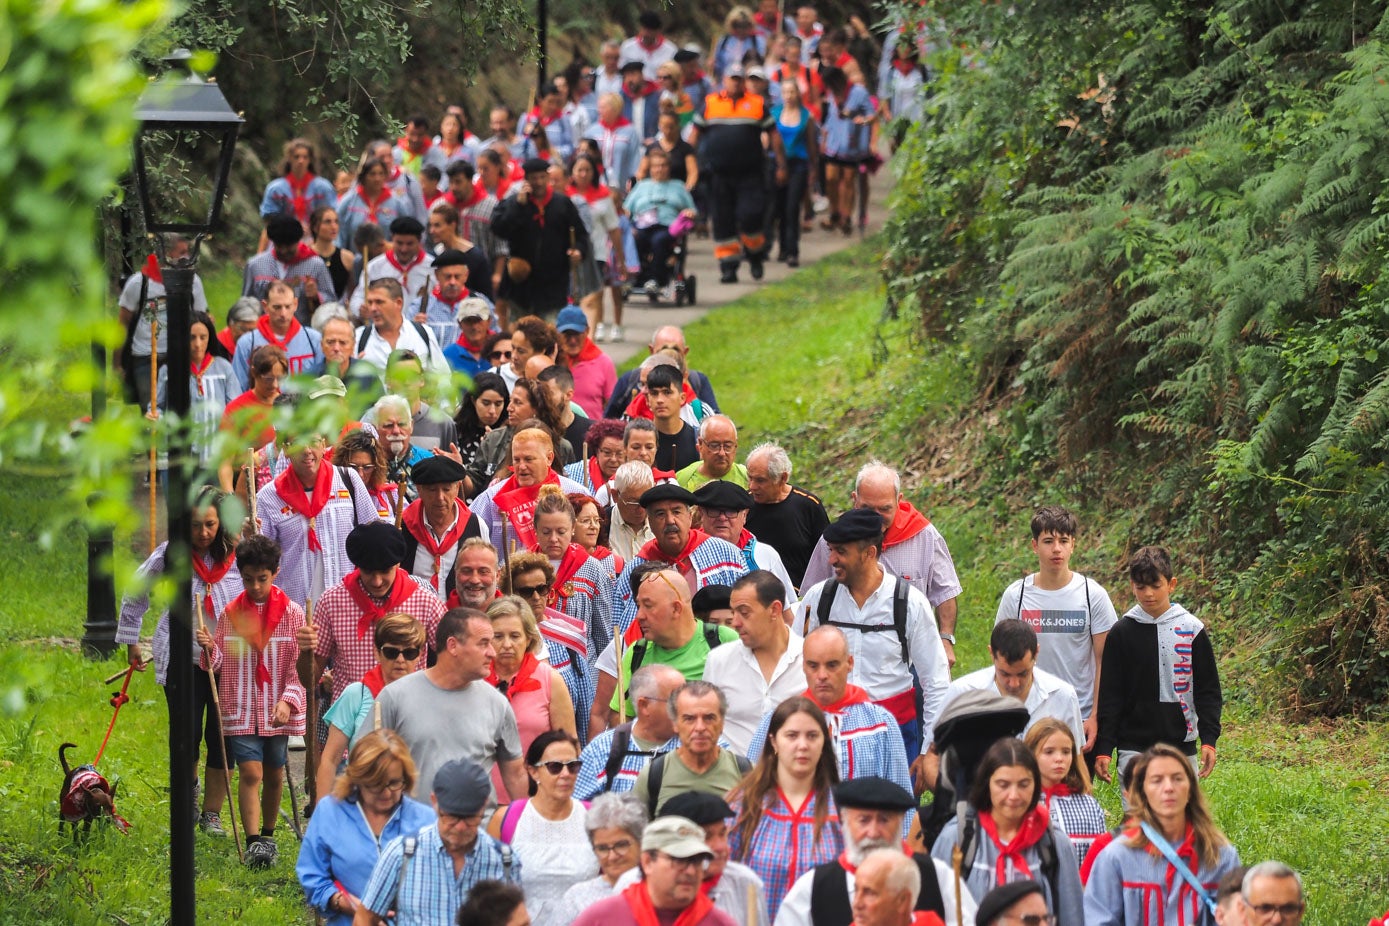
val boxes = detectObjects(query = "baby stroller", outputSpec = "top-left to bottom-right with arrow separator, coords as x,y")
637,213 -> 698,307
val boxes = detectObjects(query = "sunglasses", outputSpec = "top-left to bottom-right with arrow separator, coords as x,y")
491,350 -> 513,360
379,645 -> 421,661
515,583 -> 551,598
532,760 -> 583,775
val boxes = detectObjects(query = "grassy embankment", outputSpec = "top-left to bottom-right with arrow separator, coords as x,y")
0,245 -> 1385,923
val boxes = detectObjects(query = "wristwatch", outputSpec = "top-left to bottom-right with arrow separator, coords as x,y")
940,633 -> 956,645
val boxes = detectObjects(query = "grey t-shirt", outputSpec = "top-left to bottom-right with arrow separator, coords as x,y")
373,672 -> 522,802
994,572 -> 1118,718
118,271 -> 210,356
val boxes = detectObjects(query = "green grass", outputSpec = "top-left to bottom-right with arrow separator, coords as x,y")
3,242 -> 1386,923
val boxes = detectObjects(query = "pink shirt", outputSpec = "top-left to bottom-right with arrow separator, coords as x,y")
571,352 -> 618,420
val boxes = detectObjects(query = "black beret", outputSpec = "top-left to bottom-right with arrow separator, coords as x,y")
411,455 -> 468,485
832,776 -> 916,812
822,507 -> 886,544
975,880 -> 1045,926
674,49 -> 700,64
691,585 -> 731,616
639,483 -> 698,507
432,248 -> 469,269
344,522 -> 407,571
266,213 -> 304,245
521,157 -> 553,176
659,790 -> 732,825
388,216 -> 425,238
619,58 -> 647,72
693,479 -> 753,512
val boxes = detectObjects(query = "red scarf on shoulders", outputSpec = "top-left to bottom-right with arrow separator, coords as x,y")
357,185 -> 394,223
191,353 -> 215,397
282,242 -> 318,265
621,880 -> 713,926
585,454 -> 607,490
530,186 -> 554,228
361,665 -> 387,697
446,184 -> 487,211
486,650 -> 543,698
433,284 -> 471,307
883,501 -> 930,549
343,568 -> 419,639
454,331 -> 486,356
192,552 -> 236,624
386,248 -> 425,275
811,683 -> 872,714
978,806 -> 1053,884
599,116 -> 632,131
273,462 -> 334,552
636,528 -> 709,572
285,171 -> 316,224
142,253 -> 164,285
224,587 -> 290,687
624,381 -> 698,419
567,336 -> 606,365
256,313 -> 304,351
566,183 -> 612,205
547,543 -> 591,608
492,471 -> 561,549
401,499 -> 472,591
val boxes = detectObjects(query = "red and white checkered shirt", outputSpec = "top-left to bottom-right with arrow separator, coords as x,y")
202,596 -> 307,738
313,572 -> 445,702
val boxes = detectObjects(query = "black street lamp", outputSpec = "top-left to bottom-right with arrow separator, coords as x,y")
131,49 -> 241,925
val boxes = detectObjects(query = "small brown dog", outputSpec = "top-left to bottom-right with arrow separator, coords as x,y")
58,742 -> 130,836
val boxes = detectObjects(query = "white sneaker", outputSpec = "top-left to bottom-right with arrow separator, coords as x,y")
609,325 -> 625,343
595,322 -> 609,341
662,284 -> 676,302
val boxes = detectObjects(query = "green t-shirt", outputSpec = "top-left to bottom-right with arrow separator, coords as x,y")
632,747 -> 748,815
610,622 -> 741,714
676,461 -> 750,491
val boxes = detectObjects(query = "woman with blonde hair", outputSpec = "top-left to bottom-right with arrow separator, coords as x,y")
727,696 -> 843,920
297,729 -> 435,925
507,553 -> 595,742
1084,742 -> 1240,925
532,485 -> 613,662
485,594 -> 577,751
1024,717 -> 1107,868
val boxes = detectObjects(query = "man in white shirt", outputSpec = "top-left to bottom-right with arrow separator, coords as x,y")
795,508 -> 950,765
354,278 -> 449,377
349,215 -> 436,317
619,11 -> 678,80
701,570 -> 804,754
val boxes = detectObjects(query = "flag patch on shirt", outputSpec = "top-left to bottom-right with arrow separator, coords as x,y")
1020,609 -> 1087,632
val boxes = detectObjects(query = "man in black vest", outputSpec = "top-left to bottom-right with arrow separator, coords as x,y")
774,777 -> 976,926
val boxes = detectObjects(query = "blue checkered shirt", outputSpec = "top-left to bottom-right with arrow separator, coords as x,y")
573,725 -> 680,799
359,825 -> 522,926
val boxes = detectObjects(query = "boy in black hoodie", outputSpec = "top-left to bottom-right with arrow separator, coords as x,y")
1093,545 -> 1222,798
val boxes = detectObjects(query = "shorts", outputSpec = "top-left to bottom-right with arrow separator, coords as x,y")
227,734 -> 289,769
824,155 -> 866,169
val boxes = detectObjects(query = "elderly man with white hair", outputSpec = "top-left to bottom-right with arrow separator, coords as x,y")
849,849 -> 927,926
745,441 -> 829,591
802,460 -> 962,666
607,460 -> 656,562
371,393 -> 430,503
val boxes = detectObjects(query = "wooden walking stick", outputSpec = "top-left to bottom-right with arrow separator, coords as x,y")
245,448 -> 258,531
148,316 -> 160,554
392,480 -> 405,528
304,546 -> 325,810
499,517 -> 513,594
196,595 -> 244,861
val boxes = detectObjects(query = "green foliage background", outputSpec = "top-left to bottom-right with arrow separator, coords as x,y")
883,0 -> 1389,715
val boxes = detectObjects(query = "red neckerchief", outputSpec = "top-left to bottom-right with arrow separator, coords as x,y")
547,543 -> 590,608
191,353 -> 215,397
447,184 -> 486,210
811,683 -> 872,713
492,471 -> 561,548
285,171 -> 316,224
357,184 -> 394,223
834,51 -> 853,69
1129,823 -> 1201,898
273,461 -> 334,552
599,116 -> 632,130
893,58 -> 919,75
850,916 -> 944,926
586,454 -> 607,490
883,501 -> 930,549
401,499 -> 472,590
637,528 -> 709,574
361,665 -> 387,697
837,841 -> 914,873
640,32 -> 665,49
281,241 -> 318,265
454,331 -> 486,355
398,135 -> 433,154
192,551 -> 235,624
734,528 -> 754,550
701,873 -> 722,894
566,183 -> 612,205
978,806 -> 1053,884
388,165 -> 404,183
530,186 -> 554,228
256,313 -> 304,350
1042,783 -> 1075,802
142,253 -> 163,285
225,587 -> 290,687
621,880 -> 713,926
385,247 -> 425,275
368,483 -> 398,518
626,80 -> 660,99
343,568 -> 419,639
528,107 -> 561,127
433,285 -> 470,307
571,336 -> 605,363
439,139 -> 466,158
486,650 -> 543,697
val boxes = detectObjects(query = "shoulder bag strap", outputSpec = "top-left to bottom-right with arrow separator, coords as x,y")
1139,822 -> 1218,916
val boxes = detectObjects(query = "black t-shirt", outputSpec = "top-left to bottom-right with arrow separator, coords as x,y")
564,413 -> 592,463
655,422 -> 699,473
746,486 -> 830,589
648,139 -> 696,184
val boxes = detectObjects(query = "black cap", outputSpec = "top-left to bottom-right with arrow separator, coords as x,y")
412,455 -> 468,485
521,157 -> 552,176
638,483 -> 698,507
266,213 -> 304,245
433,248 -> 469,269
822,507 -> 886,544
659,790 -> 732,825
389,216 -> 425,238
693,480 -> 753,512
975,880 -> 1045,926
620,58 -> 647,73
691,585 -> 731,617
832,777 -> 916,812
344,521 -> 407,571
674,49 -> 699,64
432,759 -> 492,817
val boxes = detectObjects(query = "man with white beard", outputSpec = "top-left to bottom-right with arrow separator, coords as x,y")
773,778 -> 975,926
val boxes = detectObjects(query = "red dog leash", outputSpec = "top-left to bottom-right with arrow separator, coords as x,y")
92,664 -> 134,767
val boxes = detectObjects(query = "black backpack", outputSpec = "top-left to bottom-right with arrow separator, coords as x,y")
814,577 -> 911,663
622,621 -> 726,703
644,749 -> 752,820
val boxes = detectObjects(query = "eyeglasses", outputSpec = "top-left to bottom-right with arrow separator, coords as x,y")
348,462 -> 375,473
364,778 -> 406,793
1247,904 -> 1305,919
516,583 -> 551,598
592,838 -> 635,856
576,517 -> 603,527
700,441 -> 736,453
642,570 -> 685,597
490,350 -> 513,360
379,645 -> 421,661
617,496 -> 645,509
532,759 -> 583,775
1001,916 -> 1056,926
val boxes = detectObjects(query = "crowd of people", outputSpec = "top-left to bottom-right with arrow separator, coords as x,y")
110,7 -> 1326,926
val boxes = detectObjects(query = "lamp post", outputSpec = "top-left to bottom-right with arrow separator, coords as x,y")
131,49 -> 241,925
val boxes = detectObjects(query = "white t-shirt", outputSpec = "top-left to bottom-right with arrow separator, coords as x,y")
994,572 -> 1117,718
